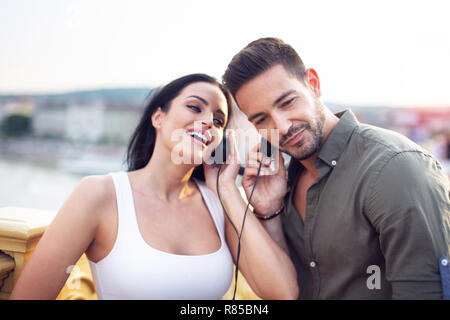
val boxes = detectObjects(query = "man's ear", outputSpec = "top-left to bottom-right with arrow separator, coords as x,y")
305,68 -> 321,98
151,107 -> 164,129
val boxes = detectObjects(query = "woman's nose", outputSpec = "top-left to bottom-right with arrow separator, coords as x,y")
200,112 -> 214,128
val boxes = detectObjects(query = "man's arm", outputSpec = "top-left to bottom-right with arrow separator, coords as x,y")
365,150 -> 450,299
240,146 -> 291,254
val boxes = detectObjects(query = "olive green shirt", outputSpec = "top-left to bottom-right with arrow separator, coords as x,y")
281,109 -> 450,299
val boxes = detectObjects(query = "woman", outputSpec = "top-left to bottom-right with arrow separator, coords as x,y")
9,74 -> 298,300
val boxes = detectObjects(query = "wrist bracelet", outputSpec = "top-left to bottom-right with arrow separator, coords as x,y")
254,204 -> 285,221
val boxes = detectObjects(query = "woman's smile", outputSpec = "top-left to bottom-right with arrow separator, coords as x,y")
185,128 -> 213,149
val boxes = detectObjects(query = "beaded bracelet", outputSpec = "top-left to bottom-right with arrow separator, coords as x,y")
254,204 -> 285,221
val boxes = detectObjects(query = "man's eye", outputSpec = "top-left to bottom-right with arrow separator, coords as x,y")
187,105 -> 201,112
282,97 -> 295,107
255,117 -> 266,125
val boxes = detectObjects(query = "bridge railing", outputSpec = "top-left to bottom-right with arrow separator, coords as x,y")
0,206 -> 259,300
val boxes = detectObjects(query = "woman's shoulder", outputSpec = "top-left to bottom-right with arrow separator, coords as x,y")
72,173 -> 116,211
47,174 -> 117,245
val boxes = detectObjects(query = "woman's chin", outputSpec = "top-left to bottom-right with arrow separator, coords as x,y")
185,142 -> 218,165
181,147 -> 207,166
170,136 -> 216,166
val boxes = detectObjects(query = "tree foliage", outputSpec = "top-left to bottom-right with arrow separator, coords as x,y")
0,114 -> 32,137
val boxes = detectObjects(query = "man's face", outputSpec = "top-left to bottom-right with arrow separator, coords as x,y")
234,64 -> 326,161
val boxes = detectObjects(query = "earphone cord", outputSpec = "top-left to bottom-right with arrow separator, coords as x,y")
216,159 -> 264,300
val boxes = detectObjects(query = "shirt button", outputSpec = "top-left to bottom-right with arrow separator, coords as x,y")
331,160 -> 337,166
442,259 -> 449,266
309,261 -> 316,268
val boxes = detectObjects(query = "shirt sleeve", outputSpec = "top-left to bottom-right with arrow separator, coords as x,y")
365,150 -> 450,300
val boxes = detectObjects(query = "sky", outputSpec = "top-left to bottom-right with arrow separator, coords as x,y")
1,0 -> 450,107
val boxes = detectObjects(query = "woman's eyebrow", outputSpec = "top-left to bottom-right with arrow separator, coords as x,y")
186,95 -> 208,105
186,95 -> 226,117
215,108 -> 226,117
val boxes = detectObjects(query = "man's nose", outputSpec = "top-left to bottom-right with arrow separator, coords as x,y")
272,113 -> 291,137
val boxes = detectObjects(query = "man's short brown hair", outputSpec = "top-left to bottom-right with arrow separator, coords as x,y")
222,37 -> 306,96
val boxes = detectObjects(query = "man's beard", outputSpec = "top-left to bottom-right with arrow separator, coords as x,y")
282,101 -> 326,161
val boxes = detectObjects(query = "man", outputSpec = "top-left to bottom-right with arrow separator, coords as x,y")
222,37 -> 450,299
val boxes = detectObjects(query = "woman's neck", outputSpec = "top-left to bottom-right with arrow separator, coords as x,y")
131,146 -> 197,202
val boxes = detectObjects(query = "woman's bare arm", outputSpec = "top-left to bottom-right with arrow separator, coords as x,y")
9,175 -> 109,300
220,184 -> 299,300
203,131 -> 298,300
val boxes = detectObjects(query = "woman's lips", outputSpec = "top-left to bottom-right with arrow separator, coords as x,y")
187,133 -> 206,148
284,128 -> 306,146
185,128 -> 212,146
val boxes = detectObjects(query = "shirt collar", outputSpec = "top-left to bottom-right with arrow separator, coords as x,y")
316,109 -> 359,168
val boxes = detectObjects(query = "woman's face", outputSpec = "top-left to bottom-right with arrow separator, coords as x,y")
153,82 -> 229,166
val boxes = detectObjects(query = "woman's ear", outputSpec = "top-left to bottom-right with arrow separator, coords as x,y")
151,107 -> 164,129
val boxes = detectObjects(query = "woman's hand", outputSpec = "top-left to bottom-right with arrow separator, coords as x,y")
203,129 -> 241,195
204,132 -> 299,299
241,143 -> 288,216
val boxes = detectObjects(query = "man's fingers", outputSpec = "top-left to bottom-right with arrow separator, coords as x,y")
246,143 -> 275,172
243,166 -> 273,178
246,142 -> 261,162
247,150 -> 273,166
276,150 -> 287,177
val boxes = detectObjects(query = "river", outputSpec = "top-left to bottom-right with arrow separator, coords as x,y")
0,157 -> 87,211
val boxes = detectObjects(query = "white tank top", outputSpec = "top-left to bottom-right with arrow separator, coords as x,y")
87,171 -> 234,300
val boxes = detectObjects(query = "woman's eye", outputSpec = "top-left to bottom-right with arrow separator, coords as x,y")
187,105 -> 201,112
188,104 -> 224,127
214,118 -> 224,127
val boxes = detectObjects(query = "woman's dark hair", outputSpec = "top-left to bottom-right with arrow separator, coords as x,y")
125,73 -> 232,181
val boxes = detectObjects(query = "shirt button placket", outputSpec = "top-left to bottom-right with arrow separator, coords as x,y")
305,186 -> 320,299
305,183 -> 320,299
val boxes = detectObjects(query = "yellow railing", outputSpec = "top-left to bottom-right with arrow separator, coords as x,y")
0,206 -> 260,300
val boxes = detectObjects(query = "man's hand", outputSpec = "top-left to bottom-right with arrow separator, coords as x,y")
242,141 -> 288,215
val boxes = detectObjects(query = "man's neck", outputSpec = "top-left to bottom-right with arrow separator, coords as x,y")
299,152 -> 319,180
298,108 -> 340,180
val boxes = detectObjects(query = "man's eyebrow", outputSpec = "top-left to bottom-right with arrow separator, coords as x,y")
248,111 -> 265,123
186,95 -> 208,105
247,90 -> 297,123
273,89 -> 296,106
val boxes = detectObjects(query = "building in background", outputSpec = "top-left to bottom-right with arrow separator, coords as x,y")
32,100 -> 67,138
31,98 -> 142,144
1,90 -> 448,176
